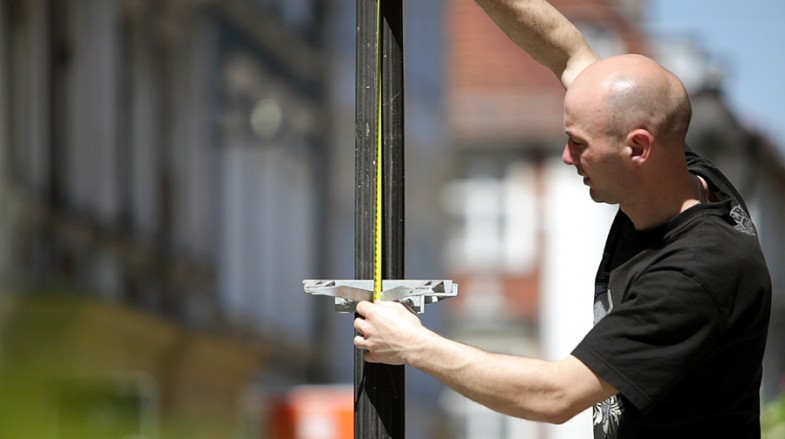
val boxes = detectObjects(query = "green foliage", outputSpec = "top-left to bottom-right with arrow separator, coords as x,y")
763,394 -> 785,439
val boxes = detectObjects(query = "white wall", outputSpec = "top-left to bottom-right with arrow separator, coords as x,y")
541,157 -> 616,439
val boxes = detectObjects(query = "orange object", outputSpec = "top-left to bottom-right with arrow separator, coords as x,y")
269,385 -> 354,439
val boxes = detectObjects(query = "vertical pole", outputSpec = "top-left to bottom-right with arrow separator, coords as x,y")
355,0 -> 405,438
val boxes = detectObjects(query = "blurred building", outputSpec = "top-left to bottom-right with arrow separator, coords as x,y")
0,0 -> 331,437
2,0 -> 783,438
0,0 -> 455,437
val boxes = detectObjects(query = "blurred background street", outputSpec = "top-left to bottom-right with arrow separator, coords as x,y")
0,0 -> 783,438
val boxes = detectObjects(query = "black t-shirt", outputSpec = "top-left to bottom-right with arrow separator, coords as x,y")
572,150 -> 772,439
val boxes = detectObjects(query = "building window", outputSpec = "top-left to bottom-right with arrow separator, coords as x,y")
443,160 -> 538,275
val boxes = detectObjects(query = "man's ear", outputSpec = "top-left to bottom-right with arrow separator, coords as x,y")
626,129 -> 653,165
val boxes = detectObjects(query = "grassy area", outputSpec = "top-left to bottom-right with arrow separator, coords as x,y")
763,394 -> 785,439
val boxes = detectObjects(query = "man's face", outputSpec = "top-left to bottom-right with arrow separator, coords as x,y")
562,94 -> 630,205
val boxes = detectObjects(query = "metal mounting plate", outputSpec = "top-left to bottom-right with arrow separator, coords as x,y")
303,279 -> 458,313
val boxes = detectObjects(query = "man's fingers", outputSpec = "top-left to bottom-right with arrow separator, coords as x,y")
355,300 -> 372,316
354,333 -> 382,364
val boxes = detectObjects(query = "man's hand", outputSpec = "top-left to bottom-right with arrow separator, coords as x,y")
353,300 -> 430,365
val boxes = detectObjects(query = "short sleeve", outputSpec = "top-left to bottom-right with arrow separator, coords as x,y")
572,269 -> 727,413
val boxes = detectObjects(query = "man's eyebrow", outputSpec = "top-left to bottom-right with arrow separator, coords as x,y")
565,131 -> 585,141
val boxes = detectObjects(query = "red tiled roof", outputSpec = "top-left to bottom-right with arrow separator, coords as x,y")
446,0 -> 649,143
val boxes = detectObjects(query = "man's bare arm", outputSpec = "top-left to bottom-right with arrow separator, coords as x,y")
354,301 -> 617,424
474,0 -> 599,88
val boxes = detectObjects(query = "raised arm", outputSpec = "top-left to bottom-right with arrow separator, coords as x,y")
474,0 -> 600,88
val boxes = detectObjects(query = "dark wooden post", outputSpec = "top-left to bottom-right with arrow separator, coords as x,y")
354,0 -> 405,438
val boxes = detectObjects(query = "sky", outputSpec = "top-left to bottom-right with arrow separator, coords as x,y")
644,0 -> 785,156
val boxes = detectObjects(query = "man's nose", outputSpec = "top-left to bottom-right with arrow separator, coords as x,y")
562,144 -> 576,165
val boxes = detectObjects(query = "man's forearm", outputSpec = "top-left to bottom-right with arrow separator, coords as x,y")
407,328 -> 614,424
474,0 -> 599,88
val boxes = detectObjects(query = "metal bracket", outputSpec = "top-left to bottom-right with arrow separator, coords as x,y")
303,279 -> 458,313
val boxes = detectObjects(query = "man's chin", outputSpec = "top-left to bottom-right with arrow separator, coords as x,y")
588,189 -> 615,205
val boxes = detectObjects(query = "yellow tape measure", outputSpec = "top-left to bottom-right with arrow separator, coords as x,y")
373,0 -> 383,301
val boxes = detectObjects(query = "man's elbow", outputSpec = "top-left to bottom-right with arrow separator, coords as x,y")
535,355 -> 617,424
536,400 -> 585,425
560,49 -> 600,89
509,390 -> 586,425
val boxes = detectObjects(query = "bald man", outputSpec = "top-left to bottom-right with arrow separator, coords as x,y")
563,54 -> 699,228
354,1 -> 771,438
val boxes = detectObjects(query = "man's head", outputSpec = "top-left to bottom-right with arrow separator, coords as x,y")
562,54 -> 692,206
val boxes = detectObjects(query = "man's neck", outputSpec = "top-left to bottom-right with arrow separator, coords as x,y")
621,172 -> 703,231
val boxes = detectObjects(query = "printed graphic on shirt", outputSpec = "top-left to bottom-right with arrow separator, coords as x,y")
593,395 -> 623,439
593,282 -> 622,438
730,204 -> 757,236
593,283 -> 613,325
